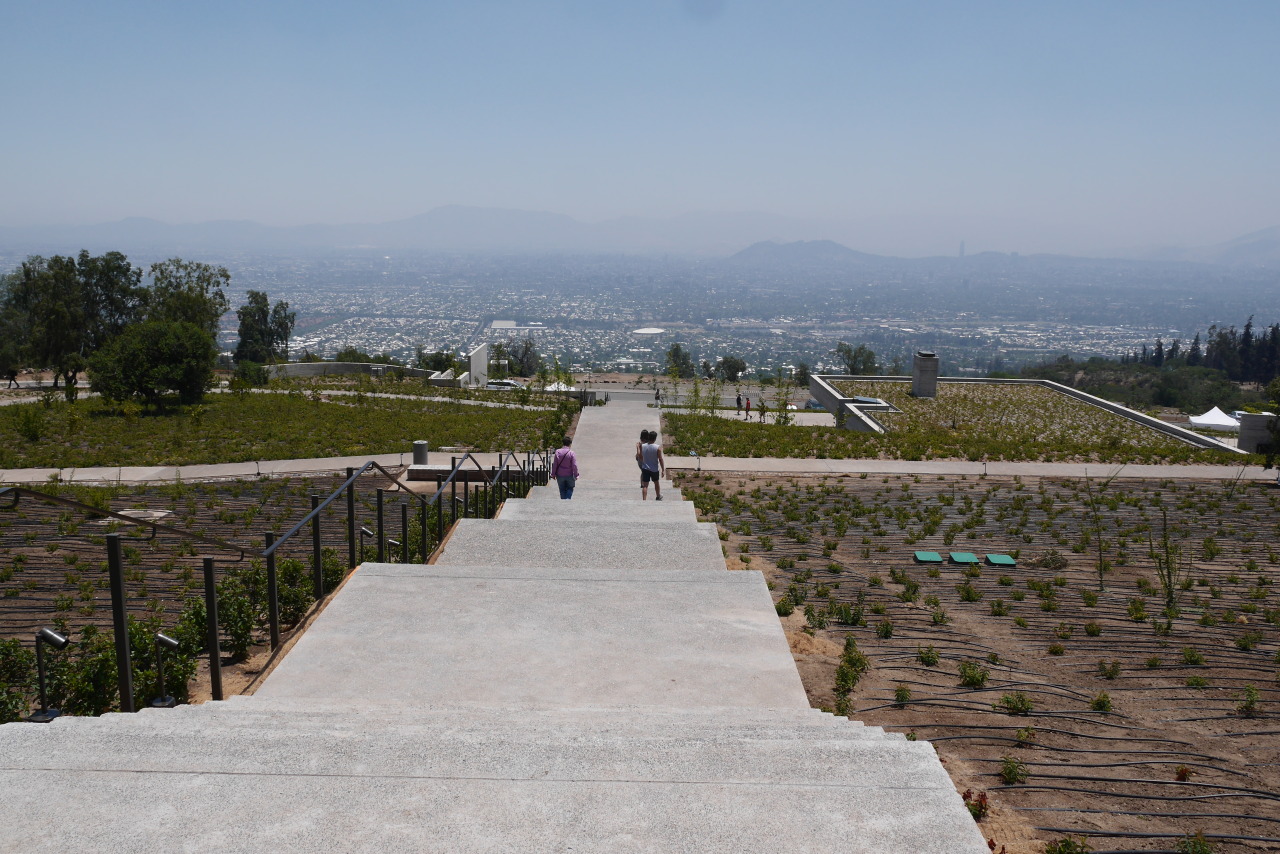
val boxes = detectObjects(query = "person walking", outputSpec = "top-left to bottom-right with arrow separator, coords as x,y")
638,429 -> 666,501
744,397 -> 751,420
735,393 -> 742,416
551,436 -> 579,499
759,401 -> 768,423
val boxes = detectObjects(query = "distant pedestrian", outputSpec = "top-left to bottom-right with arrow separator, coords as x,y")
759,401 -> 768,422
735,393 -> 742,416
655,388 -> 661,407
638,429 -> 666,501
552,436 -> 579,500
744,397 -> 751,420
4,369 -> 17,389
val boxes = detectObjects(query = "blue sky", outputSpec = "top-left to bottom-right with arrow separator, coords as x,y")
2,0 -> 1278,255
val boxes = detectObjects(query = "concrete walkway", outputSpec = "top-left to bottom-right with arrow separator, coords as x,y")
0,399 -> 987,853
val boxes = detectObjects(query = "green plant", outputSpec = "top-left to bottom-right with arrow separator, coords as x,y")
989,599 -> 1010,616
1186,675 -> 1208,688
1182,647 -> 1205,665
1015,726 -> 1036,745
1083,621 -> 1101,636
1235,631 -> 1263,652
961,789 -> 989,821
1090,691 -> 1112,712
1127,598 -> 1147,621
917,645 -> 940,666
958,660 -> 989,688
1048,643 -> 1065,655
1054,622 -> 1073,639
1236,684 -> 1262,718
1097,660 -> 1120,679
875,620 -> 894,639
1044,836 -> 1093,854
999,755 -> 1029,784
1174,831 -> 1216,854
993,691 -> 1034,715
893,684 -> 912,705
1145,656 -> 1161,669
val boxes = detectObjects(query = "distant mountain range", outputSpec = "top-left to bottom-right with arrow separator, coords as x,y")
1,206 -> 1278,267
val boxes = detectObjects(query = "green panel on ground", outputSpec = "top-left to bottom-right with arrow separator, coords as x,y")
985,553 -> 1017,566
948,552 -> 979,565
913,551 -> 943,563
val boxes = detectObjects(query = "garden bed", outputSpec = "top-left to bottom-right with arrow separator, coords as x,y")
664,381 -> 1252,464
680,470 -> 1280,854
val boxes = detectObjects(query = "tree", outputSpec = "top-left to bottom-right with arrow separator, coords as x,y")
415,348 -> 457,373
0,251 -> 145,395
833,342 -> 876,375
716,356 -> 746,382
509,338 -> 542,377
88,320 -> 217,406
234,290 -> 295,364
665,343 -> 695,379
794,361 -> 811,388
146,259 -> 230,340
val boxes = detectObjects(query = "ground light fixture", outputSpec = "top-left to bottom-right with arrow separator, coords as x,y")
387,539 -> 401,560
151,632 -> 181,708
689,451 -> 700,471
360,526 -> 375,558
27,627 -> 70,723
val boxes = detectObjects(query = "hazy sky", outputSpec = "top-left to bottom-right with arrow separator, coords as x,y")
3,1 -> 1278,256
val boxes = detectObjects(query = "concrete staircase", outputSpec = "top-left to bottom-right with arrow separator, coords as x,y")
0,402 -> 986,853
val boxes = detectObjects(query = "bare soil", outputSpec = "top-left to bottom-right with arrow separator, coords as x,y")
689,470 -> 1280,854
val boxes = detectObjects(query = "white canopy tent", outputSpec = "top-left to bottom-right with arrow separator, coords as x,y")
1188,406 -> 1240,432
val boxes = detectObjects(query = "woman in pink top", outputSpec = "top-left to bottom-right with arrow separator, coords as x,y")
551,436 -> 579,499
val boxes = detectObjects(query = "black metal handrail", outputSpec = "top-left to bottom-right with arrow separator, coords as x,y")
0,486 -> 249,559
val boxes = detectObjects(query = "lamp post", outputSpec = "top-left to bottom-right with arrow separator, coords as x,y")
359,526 -> 374,560
28,627 -> 69,723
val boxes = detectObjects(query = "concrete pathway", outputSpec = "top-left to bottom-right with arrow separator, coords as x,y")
0,398 -> 987,853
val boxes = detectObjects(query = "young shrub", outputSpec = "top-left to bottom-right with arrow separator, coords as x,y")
1127,598 -> 1147,621
917,645 -> 940,666
957,660 -> 989,688
1236,684 -> 1262,718
774,597 -> 794,617
1044,836 -> 1093,854
993,691 -> 1034,715
1182,647 -> 1206,665
1090,691 -> 1112,712
1014,725 -> 1036,746
875,620 -> 894,639
956,581 -> 983,602
1054,623 -> 1073,639
990,599 -> 1010,616
1097,660 -> 1121,679
1174,764 -> 1193,781
999,755 -> 1030,785
893,684 -> 912,706
1079,589 -> 1098,607
931,608 -> 949,625
1186,675 -> 1209,688
1083,621 -> 1102,637
1235,631 -> 1263,652
1047,643 -> 1066,656
1014,616 -> 1028,628
960,789 -> 989,821
1145,656 -> 1161,669
1174,831 -> 1215,854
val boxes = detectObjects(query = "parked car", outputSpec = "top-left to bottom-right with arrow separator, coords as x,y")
486,379 -> 522,391
804,398 -> 825,410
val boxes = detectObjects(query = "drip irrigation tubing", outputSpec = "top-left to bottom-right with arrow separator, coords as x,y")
1033,827 -> 1280,844
931,734 -> 1221,759
991,784 -> 1280,802
989,774 -> 1280,797
904,723 -> 1195,745
1010,806 -> 1280,825
961,758 -> 1251,778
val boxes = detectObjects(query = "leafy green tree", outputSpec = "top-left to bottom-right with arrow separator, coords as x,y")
716,356 -> 746,382
665,343 -> 696,379
508,338 -> 542,377
833,342 -> 877,375
415,348 -> 457,372
794,361 -> 811,388
0,638 -> 36,723
88,320 -> 217,406
234,290 -> 296,364
146,258 -> 230,340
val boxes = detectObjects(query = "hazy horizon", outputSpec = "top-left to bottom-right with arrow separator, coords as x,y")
4,1 -> 1279,257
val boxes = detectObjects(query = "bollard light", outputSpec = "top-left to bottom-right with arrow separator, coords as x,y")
689,451 -> 701,472
28,627 -> 69,723
359,526 -> 375,558
387,538 -> 401,560
151,632 -> 181,708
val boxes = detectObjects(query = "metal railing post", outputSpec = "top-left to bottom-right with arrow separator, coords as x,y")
346,466 -> 357,569
400,501 -> 409,563
311,494 -> 323,599
435,477 -> 444,545
376,488 -> 385,562
202,557 -> 223,701
106,534 -> 135,713
419,500 -> 428,561
265,531 -> 280,649
464,480 -> 470,518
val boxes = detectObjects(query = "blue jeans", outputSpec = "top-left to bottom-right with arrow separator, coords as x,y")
557,475 -> 576,499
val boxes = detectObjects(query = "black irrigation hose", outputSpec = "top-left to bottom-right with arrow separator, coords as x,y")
1209,730 -> 1280,737
1034,827 -> 1280,844
993,774 -> 1280,798
1011,806 -> 1280,826
1165,715 -> 1279,722
903,722 -> 1195,745
962,758 -> 1251,779
991,783 -> 1280,802
934,735 -> 1223,760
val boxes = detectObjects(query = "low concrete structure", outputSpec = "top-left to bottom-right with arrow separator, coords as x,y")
912,350 -> 939,398
1238,412 -> 1277,453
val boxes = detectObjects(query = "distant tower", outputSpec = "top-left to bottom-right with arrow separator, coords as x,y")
912,351 -> 939,398
959,241 -> 965,258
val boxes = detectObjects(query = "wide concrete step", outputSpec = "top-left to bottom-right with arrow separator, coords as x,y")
528,485 -> 684,501
435,518 -> 722,571
253,563 -> 807,710
0,713 -> 985,854
498,498 -> 698,522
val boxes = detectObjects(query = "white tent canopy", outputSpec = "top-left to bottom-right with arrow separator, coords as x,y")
1188,406 -> 1240,432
